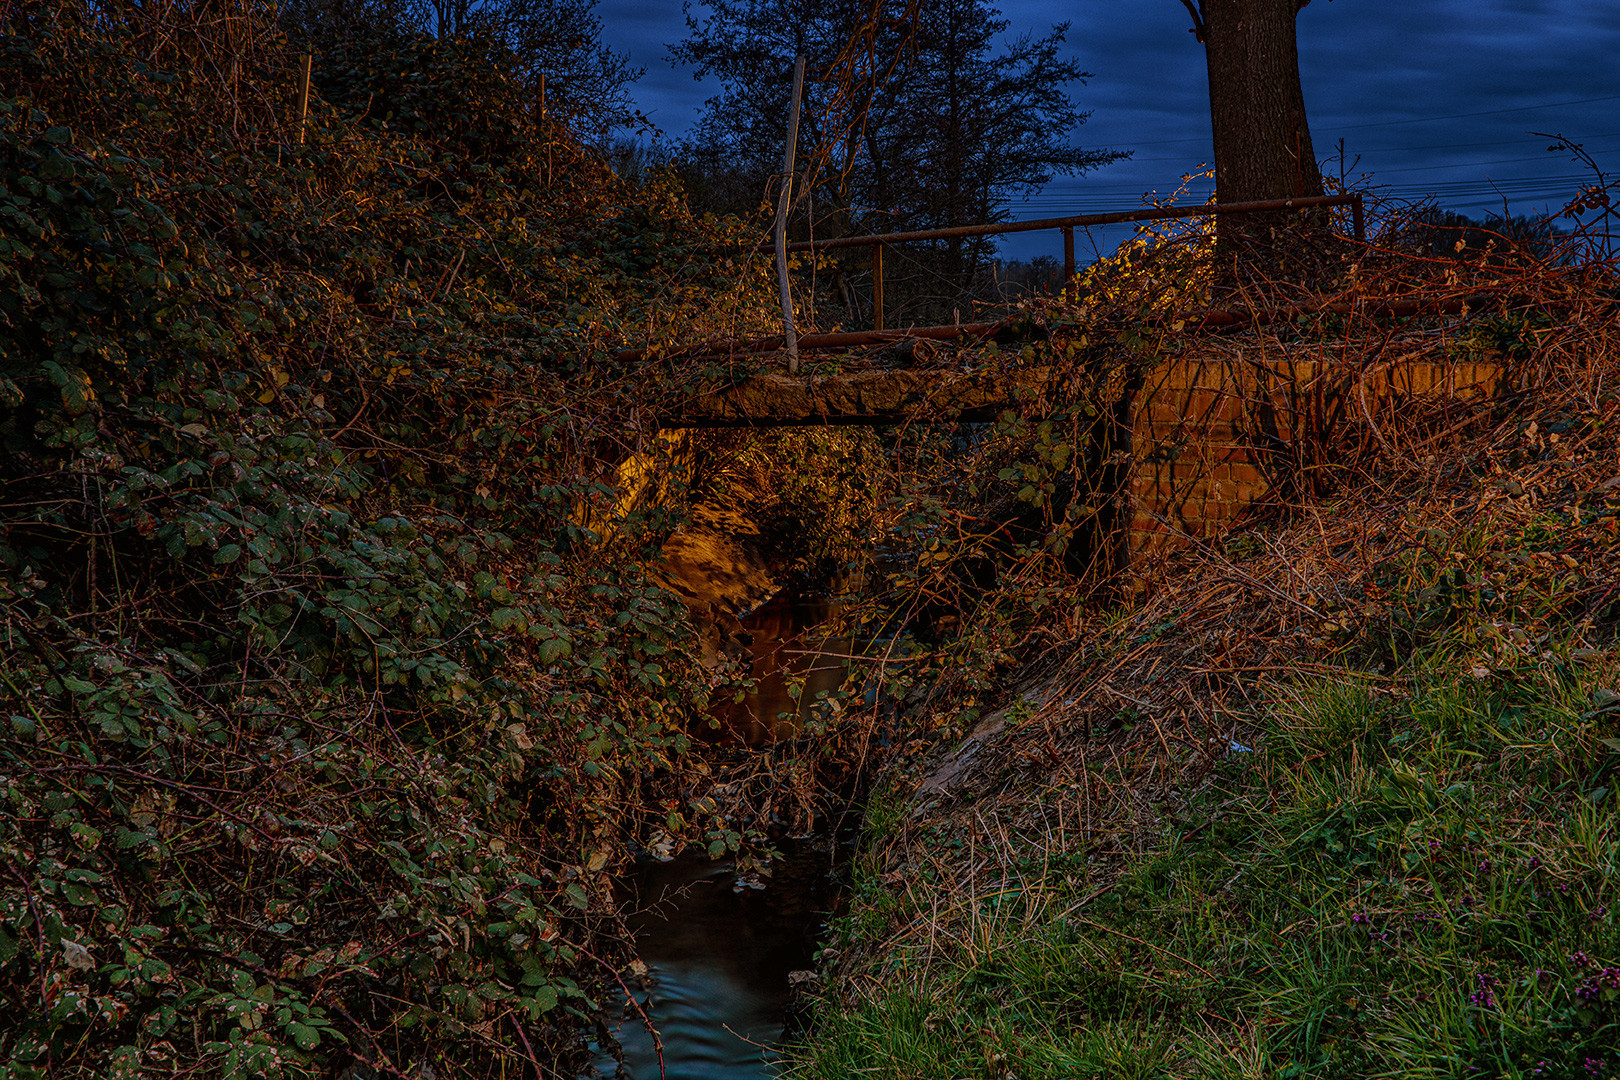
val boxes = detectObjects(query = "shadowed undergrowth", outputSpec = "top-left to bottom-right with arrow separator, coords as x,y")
795,232 -> 1620,1079
807,662 -> 1620,1079
0,4 -> 792,1077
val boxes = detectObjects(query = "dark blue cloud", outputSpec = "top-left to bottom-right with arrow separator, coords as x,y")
596,2 -> 708,136
597,0 -> 1620,255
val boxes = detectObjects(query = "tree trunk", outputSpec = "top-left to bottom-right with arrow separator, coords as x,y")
1199,0 -> 1323,208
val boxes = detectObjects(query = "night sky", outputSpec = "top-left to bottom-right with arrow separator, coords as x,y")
599,1 -> 1620,260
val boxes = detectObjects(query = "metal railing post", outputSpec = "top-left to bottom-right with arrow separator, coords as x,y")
872,243 -> 884,331
1352,194 -> 1365,243
1062,226 -> 1076,302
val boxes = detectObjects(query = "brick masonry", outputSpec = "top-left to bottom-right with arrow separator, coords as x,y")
1127,346 -> 1504,556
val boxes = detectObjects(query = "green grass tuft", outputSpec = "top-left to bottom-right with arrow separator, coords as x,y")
799,649 -> 1620,1079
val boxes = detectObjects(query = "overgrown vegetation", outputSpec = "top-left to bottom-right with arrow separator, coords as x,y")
794,202 -> 1620,1077
806,656 -> 1620,1078
0,4 -> 799,1076
3,3 -> 1123,1070
6,4 -> 1619,1079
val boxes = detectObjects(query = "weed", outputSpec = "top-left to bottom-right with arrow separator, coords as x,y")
799,641 -> 1620,1078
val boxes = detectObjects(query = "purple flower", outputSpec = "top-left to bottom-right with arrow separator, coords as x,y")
1573,951 -> 1593,969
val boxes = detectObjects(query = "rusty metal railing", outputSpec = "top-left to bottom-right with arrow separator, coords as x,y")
784,193 -> 1365,331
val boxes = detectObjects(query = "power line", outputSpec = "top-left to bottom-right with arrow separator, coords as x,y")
1326,94 -> 1620,131
1100,95 -> 1620,149
1323,153 -> 1608,175
1120,132 -> 1620,165
1008,176 -> 1593,217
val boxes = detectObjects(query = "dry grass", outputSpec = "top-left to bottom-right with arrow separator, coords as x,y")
796,236 -> 1620,1077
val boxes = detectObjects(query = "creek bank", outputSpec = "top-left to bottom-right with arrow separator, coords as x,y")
790,387 -> 1620,1078
652,498 -> 872,745
655,504 -> 782,622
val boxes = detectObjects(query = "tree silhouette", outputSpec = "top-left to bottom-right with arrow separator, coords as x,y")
281,0 -> 641,137
672,0 -> 1125,319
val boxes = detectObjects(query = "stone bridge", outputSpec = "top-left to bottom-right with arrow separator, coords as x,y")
649,298 -> 1503,564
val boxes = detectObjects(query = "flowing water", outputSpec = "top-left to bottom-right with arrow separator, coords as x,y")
585,589 -> 855,1078
590,844 -> 834,1079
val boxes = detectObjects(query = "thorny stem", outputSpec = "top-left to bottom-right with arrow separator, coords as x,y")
575,941 -> 665,1080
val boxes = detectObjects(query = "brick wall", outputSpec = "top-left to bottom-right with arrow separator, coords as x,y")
1128,346 -> 1504,556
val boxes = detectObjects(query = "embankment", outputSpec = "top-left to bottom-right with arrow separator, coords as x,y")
794,282 -> 1620,1079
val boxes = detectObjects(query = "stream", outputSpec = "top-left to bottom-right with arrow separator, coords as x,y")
585,588 -> 856,1078
588,843 -> 835,1079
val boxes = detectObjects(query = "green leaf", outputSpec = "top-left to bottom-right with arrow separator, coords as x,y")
530,984 -> 559,1015
287,1022 -> 319,1050
214,544 -> 241,564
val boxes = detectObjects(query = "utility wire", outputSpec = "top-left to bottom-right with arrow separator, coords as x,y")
1326,94 -> 1620,131
1100,95 -> 1620,149
1010,176 -> 1594,212
1120,132 -> 1620,165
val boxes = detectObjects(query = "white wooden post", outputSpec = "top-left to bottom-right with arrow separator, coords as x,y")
774,56 -> 806,373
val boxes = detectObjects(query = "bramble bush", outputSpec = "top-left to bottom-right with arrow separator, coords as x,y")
0,3 -> 783,1076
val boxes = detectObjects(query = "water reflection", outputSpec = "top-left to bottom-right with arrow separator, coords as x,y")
585,587 -> 855,1077
590,848 -> 828,1079
720,591 -> 853,745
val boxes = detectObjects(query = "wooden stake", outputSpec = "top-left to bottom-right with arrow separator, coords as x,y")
540,74 -> 551,183
774,56 -> 806,373
296,54 -> 312,144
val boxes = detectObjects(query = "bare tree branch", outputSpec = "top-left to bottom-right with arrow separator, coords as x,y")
1178,0 -> 1207,41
